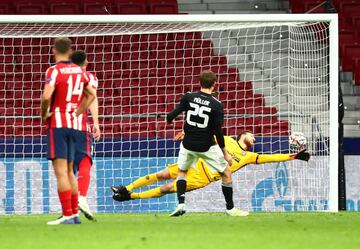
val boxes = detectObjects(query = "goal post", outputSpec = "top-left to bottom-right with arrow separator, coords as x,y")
328,16 -> 339,212
0,14 -> 338,214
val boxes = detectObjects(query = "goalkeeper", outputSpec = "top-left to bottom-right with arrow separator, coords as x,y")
111,130 -> 310,202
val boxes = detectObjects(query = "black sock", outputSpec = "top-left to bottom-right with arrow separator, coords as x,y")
176,179 -> 186,204
222,184 -> 234,210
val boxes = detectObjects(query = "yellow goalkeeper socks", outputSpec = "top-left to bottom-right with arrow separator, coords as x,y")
130,187 -> 163,199
127,173 -> 158,191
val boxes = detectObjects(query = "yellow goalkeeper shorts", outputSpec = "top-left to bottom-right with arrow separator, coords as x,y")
167,163 -> 211,192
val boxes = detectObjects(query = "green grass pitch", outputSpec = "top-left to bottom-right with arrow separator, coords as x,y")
1,212 -> 359,249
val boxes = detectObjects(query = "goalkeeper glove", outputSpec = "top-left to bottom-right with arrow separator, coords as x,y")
291,149 -> 311,162
173,130 -> 185,142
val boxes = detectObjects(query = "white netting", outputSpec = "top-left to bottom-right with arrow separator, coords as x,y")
0,20 -> 332,214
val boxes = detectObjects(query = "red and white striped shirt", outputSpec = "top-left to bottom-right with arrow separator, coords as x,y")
45,61 -> 90,131
80,71 -> 98,132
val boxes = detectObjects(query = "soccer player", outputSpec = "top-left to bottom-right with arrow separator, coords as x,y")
41,37 -> 96,225
70,50 -> 100,221
166,70 -> 235,217
111,131 -> 310,207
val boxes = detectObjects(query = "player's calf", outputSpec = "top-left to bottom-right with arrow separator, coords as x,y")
156,168 -> 172,180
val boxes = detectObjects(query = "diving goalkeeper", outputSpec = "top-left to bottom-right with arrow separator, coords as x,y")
111,130 -> 310,202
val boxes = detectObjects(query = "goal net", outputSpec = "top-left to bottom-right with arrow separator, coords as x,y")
0,15 -> 338,214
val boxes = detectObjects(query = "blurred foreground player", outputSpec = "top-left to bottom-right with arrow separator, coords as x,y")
112,131 -> 310,209
70,50 -> 100,221
41,38 -> 96,225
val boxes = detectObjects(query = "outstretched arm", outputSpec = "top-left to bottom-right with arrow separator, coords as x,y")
76,85 -> 96,116
41,68 -> 57,121
174,132 -> 310,164
87,73 -> 100,140
173,130 -> 185,141
40,84 -> 55,121
166,94 -> 188,123
256,149 -> 310,164
89,97 -> 100,140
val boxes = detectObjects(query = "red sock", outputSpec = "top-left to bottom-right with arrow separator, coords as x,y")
58,190 -> 72,217
71,193 -> 79,215
78,157 -> 92,196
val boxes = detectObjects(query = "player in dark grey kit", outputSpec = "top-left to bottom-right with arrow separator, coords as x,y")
167,70 -> 247,217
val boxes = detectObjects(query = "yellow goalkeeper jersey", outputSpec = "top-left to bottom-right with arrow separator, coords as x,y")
169,136 -> 295,191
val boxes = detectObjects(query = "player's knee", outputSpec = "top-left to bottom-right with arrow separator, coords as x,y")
55,170 -> 67,179
160,183 -> 174,193
177,169 -> 187,178
80,156 -> 92,170
177,175 -> 186,181
156,169 -> 171,180
221,167 -> 232,183
53,166 -> 67,178
67,167 -> 74,175
222,177 -> 232,185
68,170 -> 76,178
224,166 -> 232,175
66,166 -> 76,178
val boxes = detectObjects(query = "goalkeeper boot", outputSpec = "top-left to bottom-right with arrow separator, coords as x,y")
72,213 -> 81,224
79,195 -> 96,221
169,204 -> 186,217
225,207 -> 249,217
47,215 -> 74,225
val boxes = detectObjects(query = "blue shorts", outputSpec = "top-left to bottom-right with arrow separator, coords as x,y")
73,130 -> 93,173
46,128 -> 76,161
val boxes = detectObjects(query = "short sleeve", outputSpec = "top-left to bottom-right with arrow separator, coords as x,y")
82,72 -> 90,87
88,73 -> 98,89
45,67 -> 58,87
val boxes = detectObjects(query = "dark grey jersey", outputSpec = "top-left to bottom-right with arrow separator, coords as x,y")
167,91 -> 225,152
